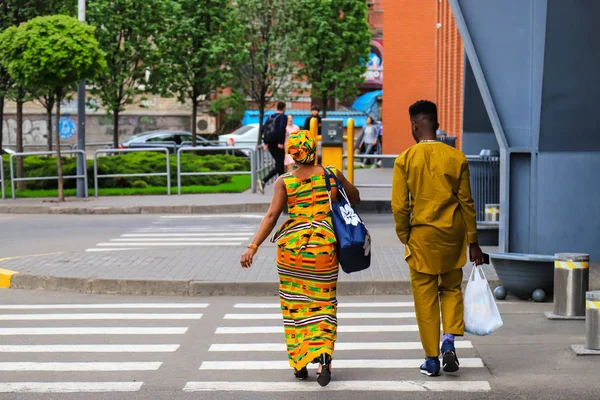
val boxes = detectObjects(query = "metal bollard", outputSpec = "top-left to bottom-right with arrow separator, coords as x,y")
553,253 -> 589,317
586,291 -> 600,350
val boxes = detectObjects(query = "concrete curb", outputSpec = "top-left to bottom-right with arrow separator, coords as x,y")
9,273 -> 509,297
0,200 -> 393,215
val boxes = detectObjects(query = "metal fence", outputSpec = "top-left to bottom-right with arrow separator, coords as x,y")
9,150 -> 88,199
93,148 -> 171,197
467,156 -> 500,222
177,146 -> 256,195
254,145 -> 276,184
0,154 -> 5,200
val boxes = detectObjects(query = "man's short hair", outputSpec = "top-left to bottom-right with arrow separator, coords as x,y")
311,105 -> 320,112
277,101 -> 286,111
409,100 -> 438,128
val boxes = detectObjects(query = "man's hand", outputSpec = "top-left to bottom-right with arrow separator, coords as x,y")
263,144 -> 269,150
277,143 -> 284,149
469,243 -> 485,265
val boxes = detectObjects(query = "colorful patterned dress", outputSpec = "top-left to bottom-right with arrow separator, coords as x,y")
271,167 -> 339,371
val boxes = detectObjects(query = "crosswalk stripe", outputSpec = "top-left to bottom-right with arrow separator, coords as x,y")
111,238 -> 248,242
0,313 -> 203,321
0,362 -> 163,371
215,325 -> 420,334
0,327 -> 188,335
224,312 -> 416,320
199,358 -> 484,370
0,303 -> 209,310
0,345 -> 181,353
159,214 -> 263,219
97,242 -> 243,247
233,302 -> 414,309
122,233 -> 253,237
208,341 -> 473,352
86,248 -> 142,252
0,382 -> 144,393
183,381 -> 492,392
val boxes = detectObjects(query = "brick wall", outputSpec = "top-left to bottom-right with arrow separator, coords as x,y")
436,0 -> 464,149
382,0 -> 438,154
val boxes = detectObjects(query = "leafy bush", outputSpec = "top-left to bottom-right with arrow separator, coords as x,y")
2,152 -> 250,190
131,180 -> 148,189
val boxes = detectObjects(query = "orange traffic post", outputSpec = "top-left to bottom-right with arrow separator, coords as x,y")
346,118 -> 355,184
310,117 -> 320,165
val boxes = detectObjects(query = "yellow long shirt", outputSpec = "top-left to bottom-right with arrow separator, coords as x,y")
392,141 -> 478,275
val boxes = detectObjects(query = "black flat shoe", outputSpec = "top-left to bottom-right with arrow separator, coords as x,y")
294,367 -> 308,380
316,353 -> 332,387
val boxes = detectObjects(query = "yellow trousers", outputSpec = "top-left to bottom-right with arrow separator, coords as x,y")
409,267 -> 464,357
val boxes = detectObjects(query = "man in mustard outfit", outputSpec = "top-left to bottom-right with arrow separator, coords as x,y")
392,100 -> 485,377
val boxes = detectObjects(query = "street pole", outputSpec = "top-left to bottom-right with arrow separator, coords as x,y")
76,0 -> 87,198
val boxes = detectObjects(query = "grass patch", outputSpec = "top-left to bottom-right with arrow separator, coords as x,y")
5,175 -> 251,198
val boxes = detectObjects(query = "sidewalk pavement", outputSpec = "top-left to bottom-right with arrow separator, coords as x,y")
1,243 -> 599,297
0,169 -> 393,215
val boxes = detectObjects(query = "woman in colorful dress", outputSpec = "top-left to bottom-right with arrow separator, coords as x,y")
240,130 -> 360,387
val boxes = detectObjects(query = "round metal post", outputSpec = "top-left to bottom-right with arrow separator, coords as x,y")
586,291 -> 600,350
554,253 -> 589,317
177,148 -> 182,195
9,154 -> 15,200
165,150 -> 171,196
93,150 -> 99,198
0,155 -> 5,200
250,149 -> 257,193
310,117 -> 319,166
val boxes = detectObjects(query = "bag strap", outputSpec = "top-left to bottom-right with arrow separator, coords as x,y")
324,167 -> 352,206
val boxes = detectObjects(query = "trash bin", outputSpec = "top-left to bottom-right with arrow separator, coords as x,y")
553,253 -> 589,317
586,291 -> 600,350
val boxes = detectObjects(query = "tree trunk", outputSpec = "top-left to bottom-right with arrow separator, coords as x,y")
322,92 -> 328,118
46,92 -> 54,152
257,102 -> 265,145
55,88 -> 64,202
112,109 -> 119,149
0,94 -> 4,155
16,94 -> 24,191
191,97 -> 198,147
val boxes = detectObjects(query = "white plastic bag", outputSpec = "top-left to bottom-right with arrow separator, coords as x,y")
463,265 -> 503,336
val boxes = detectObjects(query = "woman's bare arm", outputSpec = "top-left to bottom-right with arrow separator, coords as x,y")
336,170 -> 361,205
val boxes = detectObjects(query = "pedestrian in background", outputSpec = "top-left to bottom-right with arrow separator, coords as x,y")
303,105 -> 322,136
391,100 -> 485,377
258,101 -> 288,194
355,116 -> 379,166
241,130 -> 360,387
284,115 -> 299,172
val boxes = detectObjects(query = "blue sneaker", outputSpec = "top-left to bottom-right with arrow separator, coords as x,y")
419,357 -> 440,377
441,340 -> 460,373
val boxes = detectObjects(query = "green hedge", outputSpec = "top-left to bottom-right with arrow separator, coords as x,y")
2,153 -> 250,190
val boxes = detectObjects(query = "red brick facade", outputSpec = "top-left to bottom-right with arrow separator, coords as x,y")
383,0 -> 464,154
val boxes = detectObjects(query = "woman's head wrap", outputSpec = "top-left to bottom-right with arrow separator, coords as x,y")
286,130 -> 316,164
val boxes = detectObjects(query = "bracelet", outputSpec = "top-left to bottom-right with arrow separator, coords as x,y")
247,244 -> 258,251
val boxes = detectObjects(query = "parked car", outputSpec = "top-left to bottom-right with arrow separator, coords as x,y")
219,124 -> 260,149
119,130 -> 245,156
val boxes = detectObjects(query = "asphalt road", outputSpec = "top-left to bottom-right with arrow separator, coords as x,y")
0,213 -> 400,259
0,290 -> 595,400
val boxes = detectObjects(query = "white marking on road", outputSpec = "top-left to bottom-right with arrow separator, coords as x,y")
0,382 -> 144,393
223,312 -> 416,320
0,303 -> 208,310
0,345 -> 180,353
200,358 -> 484,370
160,214 -> 264,219
233,302 -> 415,309
209,341 -> 473,352
215,325 -> 420,334
85,248 -> 143,252
0,327 -> 188,335
122,233 -> 253,237
96,242 -> 243,247
0,362 -> 162,371
184,380 -> 491,392
111,238 -> 248,242
132,227 -> 256,232
0,313 -> 203,321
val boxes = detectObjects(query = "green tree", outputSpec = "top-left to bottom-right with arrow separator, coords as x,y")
235,0 -> 297,141
87,0 -> 168,148
291,0 -> 371,117
0,15 -> 106,201
152,0 -> 245,146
